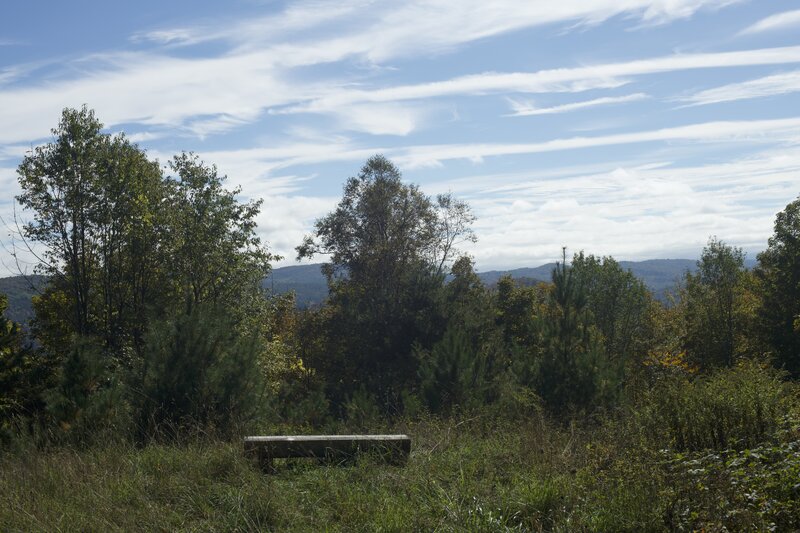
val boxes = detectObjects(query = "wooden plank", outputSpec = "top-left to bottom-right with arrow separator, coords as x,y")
244,434 -> 411,471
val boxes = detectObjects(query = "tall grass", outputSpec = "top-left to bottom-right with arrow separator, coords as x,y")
2,417 -> 666,532
1,363 -> 798,531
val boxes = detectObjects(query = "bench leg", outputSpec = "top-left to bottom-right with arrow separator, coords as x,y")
254,447 -> 277,474
261,457 -> 276,474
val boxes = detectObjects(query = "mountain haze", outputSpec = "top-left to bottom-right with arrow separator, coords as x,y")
265,258 -> 758,307
0,258 -> 758,322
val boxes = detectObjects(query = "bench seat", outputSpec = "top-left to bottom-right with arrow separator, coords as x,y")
244,434 -> 411,471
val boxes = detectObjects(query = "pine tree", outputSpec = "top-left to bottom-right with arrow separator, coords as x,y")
537,250 -> 616,414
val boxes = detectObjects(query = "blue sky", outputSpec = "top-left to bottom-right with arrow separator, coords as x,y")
2,0 -> 800,274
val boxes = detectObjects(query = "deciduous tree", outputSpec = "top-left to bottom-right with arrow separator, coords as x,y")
296,155 -> 476,408
755,196 -> 800,376
682,237 -> 747,369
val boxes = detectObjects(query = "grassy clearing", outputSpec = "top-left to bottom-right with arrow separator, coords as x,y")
2,410 -> 799,532
3,364 -> 799,531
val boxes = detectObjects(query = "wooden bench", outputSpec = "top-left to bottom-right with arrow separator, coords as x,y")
244,434 -> 411,472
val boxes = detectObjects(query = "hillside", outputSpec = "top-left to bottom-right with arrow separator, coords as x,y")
264,257 -> 755,307
0,274 -> 46,324
1,258 -> 757,321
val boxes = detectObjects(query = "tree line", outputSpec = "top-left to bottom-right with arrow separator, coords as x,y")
1,107 -> 799,443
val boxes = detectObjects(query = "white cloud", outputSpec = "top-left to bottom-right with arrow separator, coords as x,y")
273,102 -> 428,136
638,0 -> 741,24
2,1 -> 799,147
3,0 -> 798,274
0,166 -> 16,194
506,93 -> 648,116
0,0 -> 738,145
459,148 -> 800,270
0,51 -> 313,144
324,0 -> 738,63
679,70 -> 800,106
164,116 -> 800,185
182,114 -> 256,139
739,9 -> 800,35
124,131 -> 167,144
134,1 -> 739,62
249,146 -> 800,271
191,142 -> 382,185
0,144 -> 30,161
131,1 -> 367,49
0,68 -> 19,86
395,117 -> 800,168
285,46 -> 800,113
256,194 -> 339,266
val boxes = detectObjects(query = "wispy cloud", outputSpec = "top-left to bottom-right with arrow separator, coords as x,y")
124,131 -> 167,144
679,70 -> 800,106
282,46 -> 800,114
739,9 -> 800,35
506,93 -> 648,116
173,116 -> 800,188
0,67 -> 23,87
131,0 -> 740,60
395,117 -> 800,168
0,51 -> 312,144
130,1 -> 366,49
1,0 -> 797,146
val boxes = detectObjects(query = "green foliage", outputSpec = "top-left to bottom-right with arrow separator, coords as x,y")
681,237 -> 749,369
9,107 -> 283,443
16,108 -> 276,373
417,326 -> 489,413
535,254 -> 619,414
415,257 -> 500,414
494,275 -> 543,351
0,294 -> 54,428
166,153 -> 274,310
16,107 -> 107,337
5,409 -> 798,532
296,154 -> 440,282
269,378 -> 331,430
445,256 -> 493,341
43,337 -> 130,444
16,106 -> 167,354
343,387 -> 384,430
136,304 -> 266,440
295,155 -> 476,409
664,437 -> 800,531
571,252 -> 654,372
755,194 -> 800,376
636,361 -> 792,452
6,110 -> 800,530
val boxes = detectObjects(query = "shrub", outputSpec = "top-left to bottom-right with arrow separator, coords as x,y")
1,303 -> 53,428
636,361 -> 794,451
267,374 -> 331,431
136,304 -> 266,440
43,337 -> 130,444
343,387 -> 383,430
417,326 -> 489,414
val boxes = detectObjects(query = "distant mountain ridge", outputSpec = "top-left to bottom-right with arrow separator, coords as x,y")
0,258 -> 758,322
265,257 -> 758,308
0,275 -> 47,324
